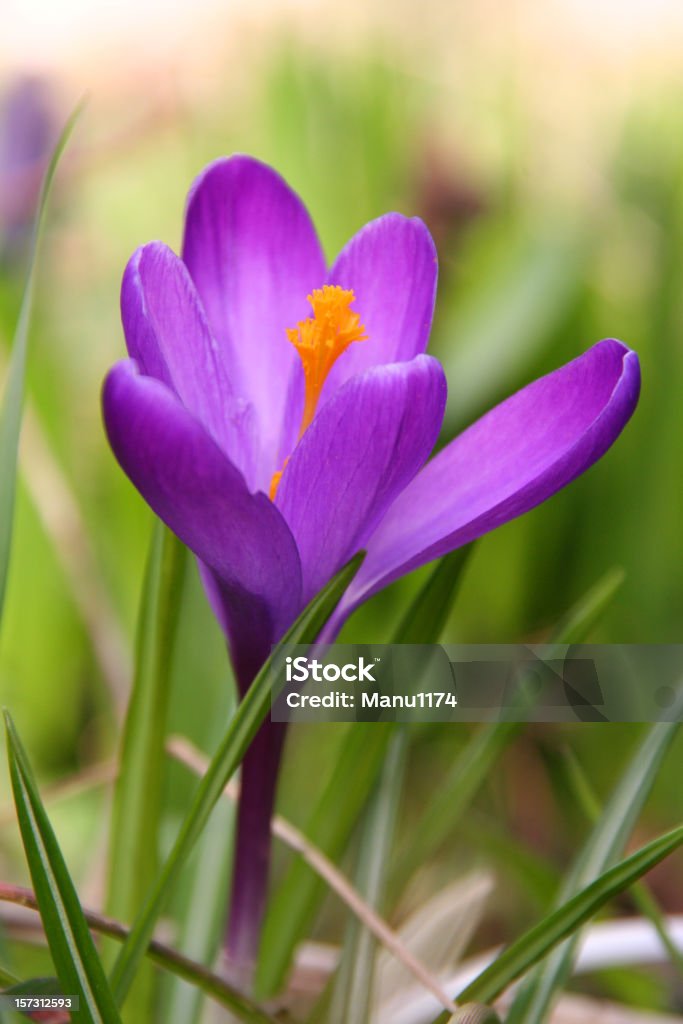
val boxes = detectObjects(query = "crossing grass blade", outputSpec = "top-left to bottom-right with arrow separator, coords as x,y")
104,524 -> 185,1020
4,712 -> 122,1024
393,565 -> 625,893
108,551 -> 364,1007
330,547 -> 475,1021
0,104 -> 81,624
0,880 -> 277,1023
256,546 -> 474,999
553,745 -> 683,981
510,722 -> 679,1024
328,727 -> 408,1024
432,823 -> 683,1015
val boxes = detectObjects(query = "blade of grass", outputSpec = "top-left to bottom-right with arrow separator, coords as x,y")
0,882 -> 276,1023
257,547 -> 474,999
329,728 -> 410,1024
329,547 -> 475,1022
4,712 -> 122,1023
505,718 -> 680,1024
257,722 -> 393,997
392,566 -> 625,893
157,796 -> 234,1024
104,524 -> 185,1021
167,736 -> 458,1013
0,103 -> 81,624
558,746 -> 683,980
440,227 -> 584,432
444,824 -> 683,1012
109,551 -> 364,1007
0,963 -> 19,987
548,567 -> 625,645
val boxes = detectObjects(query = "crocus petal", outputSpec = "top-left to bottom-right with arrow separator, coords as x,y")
331,339 -> 640,625
121,241 -> 258,484
102,360 -> 303,668
275,354 -> 447,601
319,214 -> 438,401
182,155 -> 326,485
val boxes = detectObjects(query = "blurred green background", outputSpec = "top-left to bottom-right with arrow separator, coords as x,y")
1,0 -> 683,1017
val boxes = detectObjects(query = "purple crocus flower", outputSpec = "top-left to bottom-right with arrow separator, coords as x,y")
102,155 -> 640,975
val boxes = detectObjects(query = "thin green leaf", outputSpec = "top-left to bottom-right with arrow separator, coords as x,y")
505,719 -> 679,1024
109,551 -> 364,1007
449,824 -> 683,1010
0,881 -> 277,1023
548,567 -> 625,645
391,721 -> 517,892
394,545 -> 474,644
0,103 -> 82,623
392,565 -> 627,891
0,964 -> 20,987
329,727 -> 408,1024
4,712 -> 122,1023
157,796 -> 234,1024
557,746 -> 683,980
441,227 -> 584,432
104,524 -> 185,1019
257,546 -> 474,999
257,722 -> 393,998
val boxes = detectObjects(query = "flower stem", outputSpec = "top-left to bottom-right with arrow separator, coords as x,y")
225,717 -> 287,985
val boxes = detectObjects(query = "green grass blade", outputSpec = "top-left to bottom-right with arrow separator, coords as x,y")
394,545 -> 474,644
328,545 -> 475,1021
256,722 -> 393,998
393,566 -> 623,892
329,727 -> 408,1024
4,712 -> 122,1023
447,824 -> 683,1011
505,719 -> 679,1024
548,567 -> 625,644
0,964 -> 20,987
440,227 -> 583,432
0,881 -> 276,1023
108,552 -> 364,1007
555,746 -> 683,980
256,547 -> 474,999
391,721 -> 517,892
157,796 -> 234,1024
105,524 -> 185,1020
0,104 -> 81,624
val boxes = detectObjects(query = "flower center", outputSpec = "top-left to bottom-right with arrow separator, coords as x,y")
269,285 -> 367,500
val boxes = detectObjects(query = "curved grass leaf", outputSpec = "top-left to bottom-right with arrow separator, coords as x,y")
429,819 -> 683,1024
0,104 -> 81,624
330,547 -> 475,1021
440,227 -> 584,432
446,824 -> 683,1011
109,551 -> 364,1007
105,524 -> 185,1020
256,546 -> 474,999
552,746 -> 683,982
329,727 -> 408,1024
506,719 -> 679,1024
548,567 -> 625,645
4,712 -> 122,1023
393,566 -> 624,893
0,882 -> 276,1023
394,545 -> 474,645
0,964 -> 20,987
257,721 -> 392,998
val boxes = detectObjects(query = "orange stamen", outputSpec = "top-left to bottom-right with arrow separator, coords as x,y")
269,285 -> 367,500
